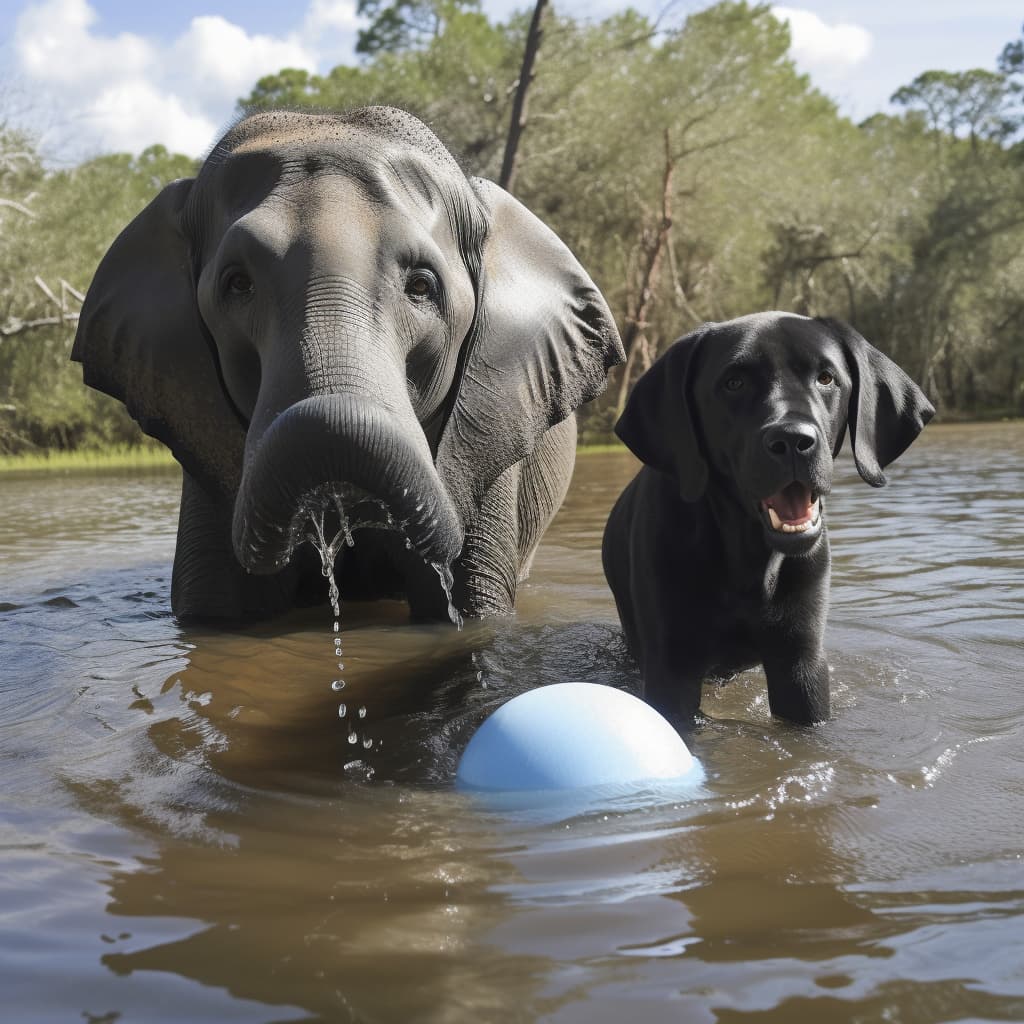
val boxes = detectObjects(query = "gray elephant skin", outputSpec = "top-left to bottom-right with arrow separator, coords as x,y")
72,107 -> 624,622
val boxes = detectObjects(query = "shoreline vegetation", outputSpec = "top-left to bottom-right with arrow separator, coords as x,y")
0,417 -> 1018,475
2,6 -> 1022,458
0,444 -> 178,475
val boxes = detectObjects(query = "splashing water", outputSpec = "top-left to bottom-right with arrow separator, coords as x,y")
432,562 -> 463,630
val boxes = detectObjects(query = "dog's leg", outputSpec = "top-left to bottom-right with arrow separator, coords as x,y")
763,640 -> 830,724
637,623 -> 705,726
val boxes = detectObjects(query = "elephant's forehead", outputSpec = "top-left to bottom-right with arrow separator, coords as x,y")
214,132 -> 457,229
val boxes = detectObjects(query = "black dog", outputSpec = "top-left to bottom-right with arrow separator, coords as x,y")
602,313 -> 933,724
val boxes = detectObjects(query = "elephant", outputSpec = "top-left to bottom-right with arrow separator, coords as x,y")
72,107 -> 624,622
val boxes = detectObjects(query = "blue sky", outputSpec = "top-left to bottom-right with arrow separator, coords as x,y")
2,0 -> 1020,160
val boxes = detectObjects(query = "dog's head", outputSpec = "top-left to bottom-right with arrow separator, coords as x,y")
616,313 -> 934,554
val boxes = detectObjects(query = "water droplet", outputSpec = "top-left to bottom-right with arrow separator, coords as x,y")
338,661 -> 345,671
337,703 -> 347,718
358,706 -> 366,719
431,562 -> 463,629
363,737 -> 372,749
333,620 -> 339,632
348,732 -> 357,744
331,679 -> 345,692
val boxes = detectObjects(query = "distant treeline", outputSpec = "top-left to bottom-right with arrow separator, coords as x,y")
2,1 -> 1022,453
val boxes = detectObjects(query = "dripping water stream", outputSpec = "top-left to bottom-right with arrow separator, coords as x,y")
304,497 -> 373,770
303,492 -> 463,772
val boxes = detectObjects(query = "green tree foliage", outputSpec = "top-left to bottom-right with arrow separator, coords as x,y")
242,4 -> 517,170
0,140 -> 196,451
3,1 -> 1023,454
356,0 -> 481,56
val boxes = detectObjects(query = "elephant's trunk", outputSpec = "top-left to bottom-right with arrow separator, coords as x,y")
232,394 -> 463,574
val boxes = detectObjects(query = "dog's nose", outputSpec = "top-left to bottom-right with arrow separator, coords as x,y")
763,422 -> 818,457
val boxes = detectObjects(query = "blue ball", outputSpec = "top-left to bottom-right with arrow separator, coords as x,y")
456,682 -> 701,792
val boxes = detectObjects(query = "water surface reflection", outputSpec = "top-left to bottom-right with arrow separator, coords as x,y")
1,424 -> 1022,1022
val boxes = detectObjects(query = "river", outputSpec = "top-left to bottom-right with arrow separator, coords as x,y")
1,422 -> 1022,1022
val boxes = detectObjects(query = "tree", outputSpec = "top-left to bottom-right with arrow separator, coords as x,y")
240,6 -> 518,174
892,69 -> 1019,149
356,0 -> 482,55
6,1 -> 1024,453
0,143 -> 196,451
498,0 -> 548,194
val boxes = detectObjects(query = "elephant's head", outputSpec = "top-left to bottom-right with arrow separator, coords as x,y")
72,107 -> 623,620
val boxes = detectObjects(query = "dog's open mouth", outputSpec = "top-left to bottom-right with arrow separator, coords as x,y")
761,482 -> 821,534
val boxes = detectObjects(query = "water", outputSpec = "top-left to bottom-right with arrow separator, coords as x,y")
1,424 -> 1023,1022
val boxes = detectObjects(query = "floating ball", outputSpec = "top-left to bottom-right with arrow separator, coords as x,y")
456,682 -> 701,793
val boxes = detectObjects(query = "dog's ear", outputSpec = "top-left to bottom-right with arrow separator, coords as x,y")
615,326 -> 711,501
819,317 -> 935,487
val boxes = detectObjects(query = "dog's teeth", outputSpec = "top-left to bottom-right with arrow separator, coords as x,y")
778,518 -> 814,534
768,500 -> 820,533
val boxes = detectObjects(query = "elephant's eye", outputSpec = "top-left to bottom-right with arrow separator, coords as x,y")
817,370 -> 835,386
224,271 -> 254,298
406,268 -> 439,304
724,376 -> 745,393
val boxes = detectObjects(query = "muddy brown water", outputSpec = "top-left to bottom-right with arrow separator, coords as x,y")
1,423 -> 1022,1023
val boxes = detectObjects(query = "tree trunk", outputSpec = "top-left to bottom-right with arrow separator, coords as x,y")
499,0 -> 548,195
614,130 -> 676,418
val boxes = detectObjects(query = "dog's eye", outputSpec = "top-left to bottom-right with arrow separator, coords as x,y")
724,376 -> 745,393
817,370 -> 835,386
225,271 -> 254,298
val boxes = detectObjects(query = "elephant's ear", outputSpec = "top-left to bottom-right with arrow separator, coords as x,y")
72,178 -> 245,497
434,179 -> 624,520
615,326 -> 711,502
817,317 -> 935,487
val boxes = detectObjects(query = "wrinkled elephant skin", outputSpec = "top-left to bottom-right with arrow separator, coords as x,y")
73,107 -> 624,621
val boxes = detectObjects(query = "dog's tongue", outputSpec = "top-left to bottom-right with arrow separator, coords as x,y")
764,482 -> 814,523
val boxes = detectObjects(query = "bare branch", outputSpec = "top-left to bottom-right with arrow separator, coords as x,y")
500,0 -> 549,194
61,279 -> 86,303
0,196 -> 36,218
615,128 -> 678,416
1,312 -> 80,337
34,275 -> 61,308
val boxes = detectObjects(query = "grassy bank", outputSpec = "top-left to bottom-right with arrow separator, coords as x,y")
577,442 -> 627,454
4,418 -> 1013,475
0,444 -> 178,474
0,441 -> 628,474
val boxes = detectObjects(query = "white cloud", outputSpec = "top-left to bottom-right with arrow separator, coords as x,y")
304,0 -> 361,36
170,16 -> 318,109
16,0 -> 154,88
13,0 -> 359,160
772,6 -> 872,71
87,81 -> 218,158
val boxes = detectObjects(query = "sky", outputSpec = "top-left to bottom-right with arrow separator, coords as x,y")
1,0 -> 1020,162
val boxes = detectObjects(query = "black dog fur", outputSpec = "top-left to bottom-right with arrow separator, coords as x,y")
602,312 -> 934,724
